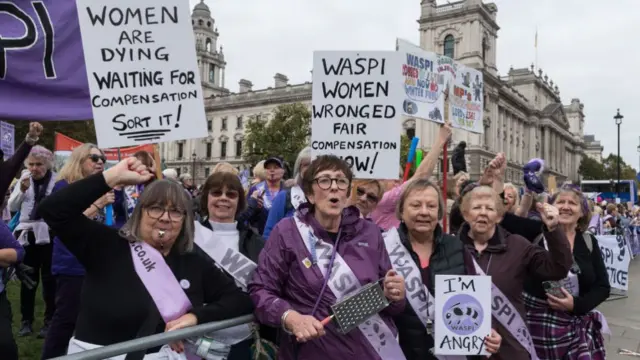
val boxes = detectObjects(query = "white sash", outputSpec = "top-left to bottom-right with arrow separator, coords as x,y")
192,222 -> 253,354
472,258 -> 539,360
290,185 -> 306,210
293,215 -> 406,360
383,228 -> 466,360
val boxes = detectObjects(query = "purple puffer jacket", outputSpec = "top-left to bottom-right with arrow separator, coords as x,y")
248,203 -> 405,360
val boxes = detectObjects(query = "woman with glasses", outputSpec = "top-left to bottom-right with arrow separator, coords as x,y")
250,155 -> 407,360
38,157 -> 253,359
189,171 -> 274,359
493,165 -> 611,358
42,143 -> 122,359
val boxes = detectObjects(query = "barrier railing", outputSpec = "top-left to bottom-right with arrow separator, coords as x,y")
51,314 -> 254,360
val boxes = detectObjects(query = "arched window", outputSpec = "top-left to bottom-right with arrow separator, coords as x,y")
482,37 -> 488,60
198,19 -> 203,26
443,35 -> 455,58
209,64 -> 215,82
205,38 -> 212,52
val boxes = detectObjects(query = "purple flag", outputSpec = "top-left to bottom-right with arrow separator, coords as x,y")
0,1 -> 92,121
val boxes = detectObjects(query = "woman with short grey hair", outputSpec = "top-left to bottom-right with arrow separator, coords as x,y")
38,157 -> 253,359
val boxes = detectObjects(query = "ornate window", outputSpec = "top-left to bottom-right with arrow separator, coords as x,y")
444,35 -> 455,58
482,37 -> 488,60
209,64 -> 215,82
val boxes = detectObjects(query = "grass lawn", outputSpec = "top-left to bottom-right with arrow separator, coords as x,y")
6,280 -> 45,360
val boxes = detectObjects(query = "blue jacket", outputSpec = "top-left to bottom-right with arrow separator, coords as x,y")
51,180 -> 125,276
0,220 -> 24,293
263,190 -> 295,240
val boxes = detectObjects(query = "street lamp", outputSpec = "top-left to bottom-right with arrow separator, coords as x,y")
614,109 -> 623,200
191,151 -> 197,184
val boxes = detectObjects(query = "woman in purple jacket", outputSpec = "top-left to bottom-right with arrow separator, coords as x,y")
0,221 -> 25,360
249,155 -> 407,360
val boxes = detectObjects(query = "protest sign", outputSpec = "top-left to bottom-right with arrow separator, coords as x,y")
311,51 -> 403,179
396,38 -> 446,123
0,122 -> 15,159
75,0 -> 207,148
597,234 -> 631,291
434,275 -> 491,356
0,1 -> 92,121
449,64 -> 484,133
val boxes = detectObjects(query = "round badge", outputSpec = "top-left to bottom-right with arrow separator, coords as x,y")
442,294 -> 484,336
180,279 -> 191,290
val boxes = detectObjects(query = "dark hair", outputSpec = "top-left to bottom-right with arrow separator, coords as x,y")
133,151 -> 155,168
200,171 -> 246,217
301,155 -> 353,196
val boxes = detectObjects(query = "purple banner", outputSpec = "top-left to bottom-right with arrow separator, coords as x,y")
0,121 -> 14,159
0,1 -> 92,121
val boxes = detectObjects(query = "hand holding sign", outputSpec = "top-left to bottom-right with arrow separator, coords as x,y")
284,310 -> 326,343
484,329 -> 501,355
103,157 -> 153,188
536,203 -> 559,232
383,269 -> 405,302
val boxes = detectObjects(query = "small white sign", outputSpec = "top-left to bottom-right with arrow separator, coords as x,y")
449,63 -> 484,134
311,51 -> 402,179
597,234 -> 631,291
76,0 -> 207,148
434,275 -> 491,356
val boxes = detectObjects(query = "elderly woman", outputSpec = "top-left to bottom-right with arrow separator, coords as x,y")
37,157 -> 253,359
191,171 -> 269,359
249,155 -> 407,359
8,145 -> 57,338
384,178 -> 501,359
502,183 -> 520,213
263,147 -> 312,240
43,143 -> 119,359
498,182 -> 611,359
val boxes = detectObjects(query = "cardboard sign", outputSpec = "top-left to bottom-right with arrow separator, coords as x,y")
435,275 -> 491,356
76,0 -> 207,147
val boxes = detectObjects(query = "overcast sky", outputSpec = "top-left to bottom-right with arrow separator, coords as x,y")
190,0 -> 640,172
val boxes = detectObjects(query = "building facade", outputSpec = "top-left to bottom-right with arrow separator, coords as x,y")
161,0 -> 602,185
583,135 -> 604,163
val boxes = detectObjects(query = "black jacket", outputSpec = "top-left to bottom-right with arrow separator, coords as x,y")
393,223 -> 473,360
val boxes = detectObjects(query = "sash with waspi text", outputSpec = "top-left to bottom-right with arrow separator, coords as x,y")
383,228 -> 465,360
290,185 -> 306,210
293,215 -> 406,360
129,241 -> 198,360
471,258 -> 539,360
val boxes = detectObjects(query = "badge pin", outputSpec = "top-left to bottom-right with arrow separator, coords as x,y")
302,258 -> 312,269
179,279 -> 190,289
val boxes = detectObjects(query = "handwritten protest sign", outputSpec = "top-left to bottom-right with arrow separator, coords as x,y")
397,39 -> 446,123
311,51 -> 402,179
0,122 -> 15,159
435,275 -> 491,356
597,234 -> 631,291
76,0 -> 207,148
449,64 -> 484,133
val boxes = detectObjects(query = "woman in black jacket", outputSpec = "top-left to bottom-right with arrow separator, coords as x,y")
37,157 -> 253,358
192,171 -> 276,359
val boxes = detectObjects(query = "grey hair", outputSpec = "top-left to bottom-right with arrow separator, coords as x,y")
396,178 -> 446,221
25,145 -> 54,170
294,146 -> 312,183
119,179 -> 195,253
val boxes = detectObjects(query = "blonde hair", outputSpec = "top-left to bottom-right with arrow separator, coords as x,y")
252,160 -> 266,181
57,143 -> 103,184
460,185 -> 505,218
212,162 -> 239,175
350,179 -> 384,203
503,183 -> 520,211
395,178 -> 445,220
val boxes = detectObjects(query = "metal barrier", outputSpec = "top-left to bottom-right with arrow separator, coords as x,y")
51,314 -> 254,360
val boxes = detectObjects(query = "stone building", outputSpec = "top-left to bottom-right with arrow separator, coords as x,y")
583,135 -> 604,163
160,0 -> 602,185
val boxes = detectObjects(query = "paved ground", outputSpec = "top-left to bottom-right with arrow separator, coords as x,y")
599,258 -> 640,359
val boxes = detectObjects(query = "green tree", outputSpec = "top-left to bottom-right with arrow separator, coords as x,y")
4,120 -> 96,150
243,103 -> 311,169
399,134 -> 412,175
602,153 -> 637,181
578,155 -> 606,180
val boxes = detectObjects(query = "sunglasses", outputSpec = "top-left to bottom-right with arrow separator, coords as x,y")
88,154 -> 107,163
356,187 -> 379,203
210,190 -> 239,199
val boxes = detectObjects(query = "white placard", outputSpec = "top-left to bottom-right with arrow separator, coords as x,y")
76,0 -> 207,148
449,64 -> 484,134
311,51 -> 402,179
434,275 -> 491,356
396,38 -> 447,124
597,234 -> 631,291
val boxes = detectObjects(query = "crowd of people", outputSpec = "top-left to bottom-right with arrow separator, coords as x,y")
0,120 -> 614,360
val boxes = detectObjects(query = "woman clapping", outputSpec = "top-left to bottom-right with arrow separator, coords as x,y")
37,157 -> 253,359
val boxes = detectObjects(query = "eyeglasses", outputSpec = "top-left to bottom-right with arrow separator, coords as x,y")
210,189 -> 239,199
356,187 -> 379,203
145,206 -> 186,222
88,154 -> 107,163
314,177 -> 350,190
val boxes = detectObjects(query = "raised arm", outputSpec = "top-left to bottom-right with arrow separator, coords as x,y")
0,122 -> 42,198
524,203 -> 572,280
411,122 -> 451,181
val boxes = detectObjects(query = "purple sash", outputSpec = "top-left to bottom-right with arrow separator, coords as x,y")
130,241 -> 192,323
472,258 -> 540,360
